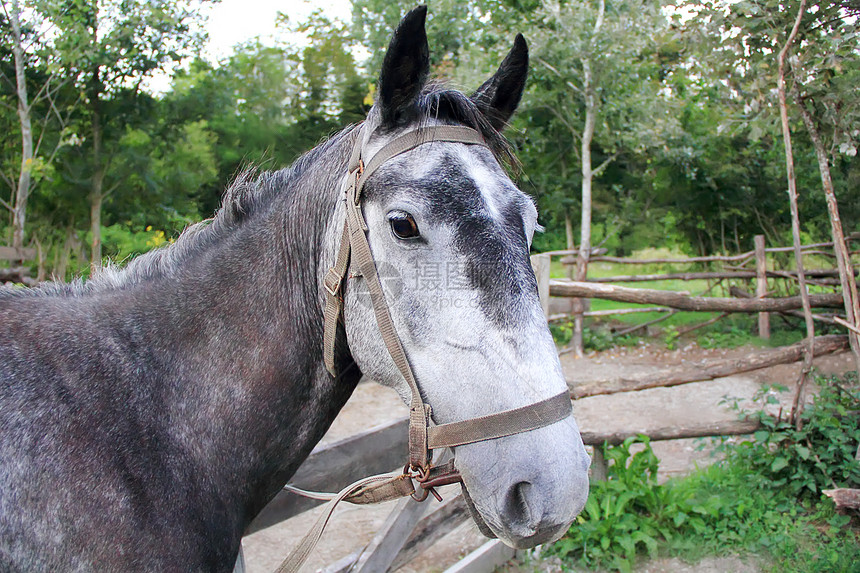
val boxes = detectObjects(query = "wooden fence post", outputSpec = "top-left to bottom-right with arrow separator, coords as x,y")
350,496 -> 429,573
530,254 -> 550,319
755,235 -> 770,340
590,447 -> 607,482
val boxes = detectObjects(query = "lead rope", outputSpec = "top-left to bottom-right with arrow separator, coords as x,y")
274,472 -> 412,573
276,125 -> 573,572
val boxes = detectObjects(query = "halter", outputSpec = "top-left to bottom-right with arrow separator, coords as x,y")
323,122 -> 571,475
276,124 -> 572,573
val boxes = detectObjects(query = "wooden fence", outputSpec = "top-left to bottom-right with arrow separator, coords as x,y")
247,401 -> 769,573
531,234 -> 860,344
244,337 -> 854,572
232,245 -> 855,573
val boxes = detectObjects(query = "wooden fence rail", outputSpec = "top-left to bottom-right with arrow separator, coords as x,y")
536,234 -> 860,351
587,268 -> 853,283
585,239 -> 854,266
549,280 -> 844,313
580,418 -> 762,447
570,335 -> 848,399
0,247 -> 35,260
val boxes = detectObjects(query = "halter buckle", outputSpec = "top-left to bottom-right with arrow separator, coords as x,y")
324,268 -> 343,298
351,159 -> 365,206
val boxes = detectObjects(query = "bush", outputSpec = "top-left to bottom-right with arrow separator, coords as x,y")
101,223 -> 172,263
551,437 -> 670,572
728,373 -> 860,500
549,320 -> 636,352
548,373 -> 860,572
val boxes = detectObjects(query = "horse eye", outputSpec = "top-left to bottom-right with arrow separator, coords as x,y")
388,211 -> 420,240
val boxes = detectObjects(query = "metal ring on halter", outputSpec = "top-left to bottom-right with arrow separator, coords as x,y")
403,464 -> 439,502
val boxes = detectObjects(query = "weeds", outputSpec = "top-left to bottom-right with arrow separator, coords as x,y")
547,373 -> 860,572
550,321 -> 636,352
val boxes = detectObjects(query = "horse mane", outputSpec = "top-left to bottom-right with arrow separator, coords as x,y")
0,83 -> 514,300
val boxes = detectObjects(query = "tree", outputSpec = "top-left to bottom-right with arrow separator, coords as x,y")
704,0 -> 860,368
528,0 -> 679,355
0,0 -> 82,257
44,0 -> 211,268
352,0 -> 489,72
776,0 -> 815,423
5,0 -> 33,255
163,11 -> 369,215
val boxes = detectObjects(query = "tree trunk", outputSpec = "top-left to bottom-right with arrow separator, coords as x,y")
776,0 -> 814,428
822,489 -> 860,512
55,227 -> 73,281
755,235 -> 771,339
89,178 -> 103,270
572,0 -> 606,358
88,0 -> 104,271
565,209 -> 575,253
794,95 -> 860,373
34,236 -> 45,282
9,0 -> 33,258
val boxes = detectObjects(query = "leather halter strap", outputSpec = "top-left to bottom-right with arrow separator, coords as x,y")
277,124 -> 574,573
322,123 -> 572,473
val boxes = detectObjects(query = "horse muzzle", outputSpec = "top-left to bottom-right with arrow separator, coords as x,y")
452,415 -> 590,548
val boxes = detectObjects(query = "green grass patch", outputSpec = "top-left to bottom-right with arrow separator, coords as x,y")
550,313 -> 791,351
546,374 -> 860,572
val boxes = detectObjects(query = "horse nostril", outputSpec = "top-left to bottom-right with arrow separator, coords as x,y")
504,481 -> 540,535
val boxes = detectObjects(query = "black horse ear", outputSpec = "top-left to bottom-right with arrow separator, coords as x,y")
377,6 -> 430,127
471,34 -> 529,131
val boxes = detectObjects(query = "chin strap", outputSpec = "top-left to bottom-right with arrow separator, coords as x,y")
277,124 -> 573,573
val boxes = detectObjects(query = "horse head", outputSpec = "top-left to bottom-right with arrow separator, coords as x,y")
336,6 -> 590,549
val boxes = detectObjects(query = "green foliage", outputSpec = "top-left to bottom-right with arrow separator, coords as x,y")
663,325 -> 680,350
101,224 -> 171,262
549,320 -> 632,352
728,375 -> 860,500
552,437 -> 669,572
697,325 -> 761,350
548,375 -> 860,572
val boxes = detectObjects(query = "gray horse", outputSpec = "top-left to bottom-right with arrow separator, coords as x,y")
0,7 -> 589,571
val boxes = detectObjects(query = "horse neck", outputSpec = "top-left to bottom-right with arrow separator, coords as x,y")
130,128 -> 363,529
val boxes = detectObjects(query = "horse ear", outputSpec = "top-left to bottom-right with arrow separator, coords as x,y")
471,34 -> 529,131
377,5 -> 430,127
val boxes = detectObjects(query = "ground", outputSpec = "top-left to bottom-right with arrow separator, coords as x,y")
241,344 -> 855,573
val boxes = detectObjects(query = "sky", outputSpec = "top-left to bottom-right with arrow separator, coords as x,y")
146,0 -> 352,93
203,0 -> 352,61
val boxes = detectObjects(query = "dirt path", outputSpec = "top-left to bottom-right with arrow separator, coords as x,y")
241,344 -> 854,573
